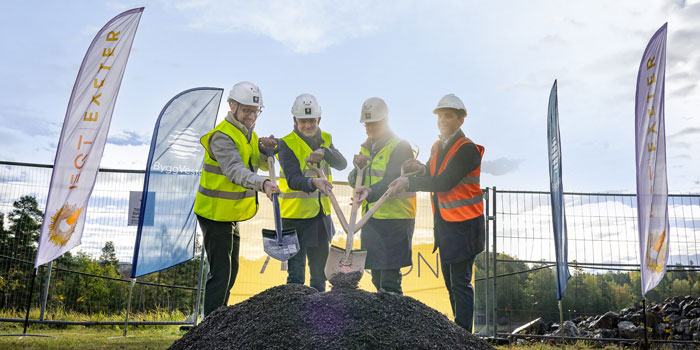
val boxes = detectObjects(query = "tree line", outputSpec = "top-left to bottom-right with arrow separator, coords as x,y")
0,195 -> 200,317
472,252 -> 699,323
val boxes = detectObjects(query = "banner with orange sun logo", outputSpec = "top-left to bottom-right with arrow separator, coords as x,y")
635,23 -> 669,296
34,8 -> 144,268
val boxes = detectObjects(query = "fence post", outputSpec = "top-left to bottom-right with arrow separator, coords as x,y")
491,186 -> 498,339
193,242 -> 206,326
39,261 -> 52,321
483,187 -> 490,337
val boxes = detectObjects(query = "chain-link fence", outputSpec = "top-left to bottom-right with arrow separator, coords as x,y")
0,161 -> 200,326
2,162 -> 699,344
482,188 -> 700,344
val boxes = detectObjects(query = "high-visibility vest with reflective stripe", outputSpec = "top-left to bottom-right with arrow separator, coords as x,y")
429,136 -> 484,222
360,137 -> 416,219
278,131 -> 333,219
194,121 -> 259,222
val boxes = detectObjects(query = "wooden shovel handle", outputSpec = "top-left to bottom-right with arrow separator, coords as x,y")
305,161 -> 351,235
348,163 -> 369,229
267,156 -> 277,183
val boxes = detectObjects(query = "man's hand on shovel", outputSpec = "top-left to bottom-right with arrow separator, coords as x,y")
306,149 -> 325,163
401,159 -> 426,175
259,135 -> 278,150
263,180 -> 280,201
353,186 -> 371,203
388,177 -> 409,196
311,178 -> 333,195
353,154 -> 370,168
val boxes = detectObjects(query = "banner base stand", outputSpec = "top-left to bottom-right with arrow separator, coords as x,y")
0,334 -> 54,338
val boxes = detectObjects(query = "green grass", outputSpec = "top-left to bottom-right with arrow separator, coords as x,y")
0,307 -> 188,324
0,326 -> 671,350
0,326 -> 634,350
1,327 -> 621,350
0,309 -> 191,349
0,327 -> 183,350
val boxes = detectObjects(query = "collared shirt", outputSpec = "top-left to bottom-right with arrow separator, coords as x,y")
439,128 -> 462,149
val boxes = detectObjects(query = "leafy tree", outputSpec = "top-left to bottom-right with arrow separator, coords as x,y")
6,195 -> 43,260
0,196 -> 43,309
99,241 -> 119,268
0,213 -> 6,250
525,266 -> 557,318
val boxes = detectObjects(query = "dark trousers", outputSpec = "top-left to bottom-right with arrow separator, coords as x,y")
287,242 -> 329,292
371,269 -> 403,294
441,256 -> 476,332
197,215 -> 240,317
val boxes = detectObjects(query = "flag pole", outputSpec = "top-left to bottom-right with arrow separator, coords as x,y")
123,278 -> 136,337
558,300 -> 564,343
642,298 -> 649,350
0,267 -> 52,338
22,268 -> 38,334
194,243 -> 206,326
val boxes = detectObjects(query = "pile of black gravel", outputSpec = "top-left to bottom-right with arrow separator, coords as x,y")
170,284 -> 494,350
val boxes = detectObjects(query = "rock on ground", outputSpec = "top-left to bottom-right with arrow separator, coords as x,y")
169,284 -> 494,350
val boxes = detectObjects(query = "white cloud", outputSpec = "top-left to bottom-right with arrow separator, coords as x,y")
107,129 -> 151,147
482,157 -> 523,176
172,0 -> 394,54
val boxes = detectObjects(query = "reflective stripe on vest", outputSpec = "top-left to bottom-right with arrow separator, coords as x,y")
360,137 -> 416,219
278,131 -> 333,219
429,136 -> 484,222
193,120 -> 259,222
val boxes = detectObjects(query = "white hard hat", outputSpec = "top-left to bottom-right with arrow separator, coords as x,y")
228,81 -> 264,107
360,97 -> 388,123
291,93 -> 322,119
433,94 -> 466,115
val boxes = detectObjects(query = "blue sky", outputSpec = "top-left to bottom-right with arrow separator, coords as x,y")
1,0 -> 699,193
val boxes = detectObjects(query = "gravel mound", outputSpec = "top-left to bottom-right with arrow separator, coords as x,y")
328,271 -> 363,289
170,284 -> 494,350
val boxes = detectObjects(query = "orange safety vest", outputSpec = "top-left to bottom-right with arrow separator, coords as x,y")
429,136 -> 484,222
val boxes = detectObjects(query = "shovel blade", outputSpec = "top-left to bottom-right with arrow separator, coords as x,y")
324,245 -> 367,280
262,228 -> 300,261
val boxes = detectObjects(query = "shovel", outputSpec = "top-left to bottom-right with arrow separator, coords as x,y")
326,161 -> 371,280
305,161 -> 368,281
348,161 -> 369,232
262,151 -> 300,261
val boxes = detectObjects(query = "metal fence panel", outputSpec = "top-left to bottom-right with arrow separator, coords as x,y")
2,162 -> 699,337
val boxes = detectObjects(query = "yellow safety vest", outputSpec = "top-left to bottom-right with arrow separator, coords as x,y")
278,131 -> 332,219
360,137 -> 416,219
194,121 -> 259,222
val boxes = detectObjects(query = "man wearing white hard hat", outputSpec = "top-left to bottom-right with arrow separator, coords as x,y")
351,97 -> 416,294
277,93 -> 347,292
389,94 -> 485,331
194,81 -> 280,316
